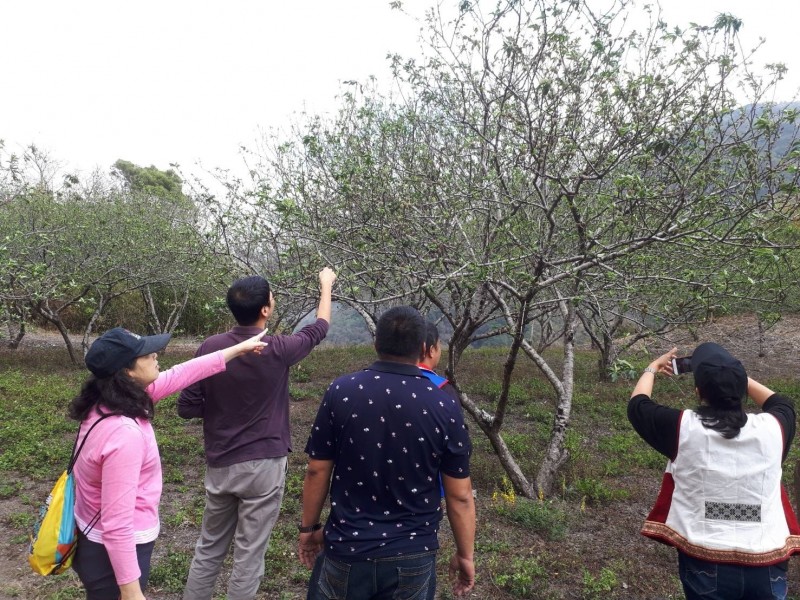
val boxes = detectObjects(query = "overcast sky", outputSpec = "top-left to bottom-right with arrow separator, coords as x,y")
1,0 -> 798,179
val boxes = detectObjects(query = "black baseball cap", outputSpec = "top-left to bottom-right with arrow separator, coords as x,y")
85,327 -> 171,378
691,342 -> 747,407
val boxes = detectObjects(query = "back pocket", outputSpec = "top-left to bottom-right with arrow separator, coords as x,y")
393,560 -> 434,600
679,555 -> 717,596
318,555 -> 350,600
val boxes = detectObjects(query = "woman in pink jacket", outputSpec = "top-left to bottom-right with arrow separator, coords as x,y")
68,326 -> 267,600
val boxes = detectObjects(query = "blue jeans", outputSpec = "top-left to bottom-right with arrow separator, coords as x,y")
307,550 -> 437,600
678,552 -> 788,600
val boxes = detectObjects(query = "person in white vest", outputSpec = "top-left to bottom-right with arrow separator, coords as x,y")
628,342 -> 799,600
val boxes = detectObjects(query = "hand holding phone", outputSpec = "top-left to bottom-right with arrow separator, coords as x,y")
672,356 -> 692,375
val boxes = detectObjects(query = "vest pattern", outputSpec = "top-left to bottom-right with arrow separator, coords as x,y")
642,410 -> 800,565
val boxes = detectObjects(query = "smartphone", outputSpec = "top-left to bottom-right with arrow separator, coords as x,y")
672,356 -> 692,375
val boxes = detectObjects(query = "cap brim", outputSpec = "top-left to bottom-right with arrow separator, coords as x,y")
138,333 -> 171,356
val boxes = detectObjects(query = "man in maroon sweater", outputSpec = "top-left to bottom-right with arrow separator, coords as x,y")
178,267 -> 335,600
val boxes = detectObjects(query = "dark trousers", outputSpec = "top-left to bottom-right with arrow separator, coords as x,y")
307,550 -> 437,600
679,551 -> 788,600
72,530 -> 156,600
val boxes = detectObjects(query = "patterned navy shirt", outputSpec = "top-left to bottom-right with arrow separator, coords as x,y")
305,360 -> 472,559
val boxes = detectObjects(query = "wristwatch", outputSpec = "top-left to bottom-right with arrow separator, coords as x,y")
298,522 -> 322,533
643,367 -> 657,375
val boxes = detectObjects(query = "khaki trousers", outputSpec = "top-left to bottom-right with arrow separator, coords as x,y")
182,457 -> 288,600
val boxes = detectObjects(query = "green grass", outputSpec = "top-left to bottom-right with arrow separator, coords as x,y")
149,547 -> 193,593
0,370 -> 79,477
493,555 -> 548,597
2,339 -> 794,599
493,497 -> 569,540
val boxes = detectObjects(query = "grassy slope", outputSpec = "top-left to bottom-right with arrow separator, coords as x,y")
2,344 -> 799,599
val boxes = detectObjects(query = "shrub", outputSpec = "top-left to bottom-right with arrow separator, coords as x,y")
494,556 -> 548,597
607,359 -> 638,382
582,567 -> 618,599
568,477 -> 629,505
494,495 -> 568,541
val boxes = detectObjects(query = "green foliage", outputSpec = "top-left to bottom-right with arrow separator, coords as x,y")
582,567 -> 618,599
0,480 -> 21,499
0,370 -> 76,477
473,380 -> 530,405
607,359 -> 638,382
494,497 -> 568,540
568,477 -> 629,505
5,510 -> 35,530
148,548 -> 193,593
291,363 -> 311,383
494,556 -> 548,597
111,159 -> 186,204
599,432 -> 666,470
500,432 -> 534,458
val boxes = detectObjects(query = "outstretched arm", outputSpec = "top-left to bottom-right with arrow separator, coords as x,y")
219,326 -> 269,362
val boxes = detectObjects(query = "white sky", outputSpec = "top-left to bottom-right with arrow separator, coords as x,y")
1,0 -> 798,179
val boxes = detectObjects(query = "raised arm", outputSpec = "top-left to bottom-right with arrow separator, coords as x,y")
748,377 -> 776,408
316,267 -> 336,324
630,347 -> 677,399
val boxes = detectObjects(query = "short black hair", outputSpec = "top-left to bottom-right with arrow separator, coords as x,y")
227,276 -> 271,326
424,321 -> 440,351
375,306 -> 425,359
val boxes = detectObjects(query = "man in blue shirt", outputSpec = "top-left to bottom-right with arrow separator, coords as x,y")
418,321 -> 458,401
298,306 -> 475,599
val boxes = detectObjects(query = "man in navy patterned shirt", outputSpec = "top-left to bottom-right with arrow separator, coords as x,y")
298,306 -> 475,599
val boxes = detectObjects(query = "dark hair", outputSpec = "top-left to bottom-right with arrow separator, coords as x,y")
69,367 -> 154,422
424,322 -> 440,352
227,276 -> 271,326
376,306 -> 425,359
696,398 -> 747,439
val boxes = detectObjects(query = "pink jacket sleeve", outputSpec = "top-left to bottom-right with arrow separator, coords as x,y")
97,421 -> 146,585
145,351 -> 226,403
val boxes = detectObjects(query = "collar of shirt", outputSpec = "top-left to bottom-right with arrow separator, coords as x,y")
367,360 -> 422,377
230,325 -> 266,335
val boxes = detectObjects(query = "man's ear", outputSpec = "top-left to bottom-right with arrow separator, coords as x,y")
261,305 -> 271,319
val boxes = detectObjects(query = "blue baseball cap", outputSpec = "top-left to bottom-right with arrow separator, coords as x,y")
85,327 -> 171,378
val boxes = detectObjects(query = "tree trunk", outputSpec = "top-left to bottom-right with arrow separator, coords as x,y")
484,425 -> 537,498
451,386 -> 537,498
5,320 -> 25,349
142,285 -> 162,334
33,303 -> 80,365
535,303 -> 577,498
534,395 -> 572,498
82,298 -> 108,356
347,302 -> 377,339
596,332 -> 615,382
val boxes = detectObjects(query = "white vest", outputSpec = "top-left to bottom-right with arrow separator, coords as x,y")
642,410 -> 800,565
